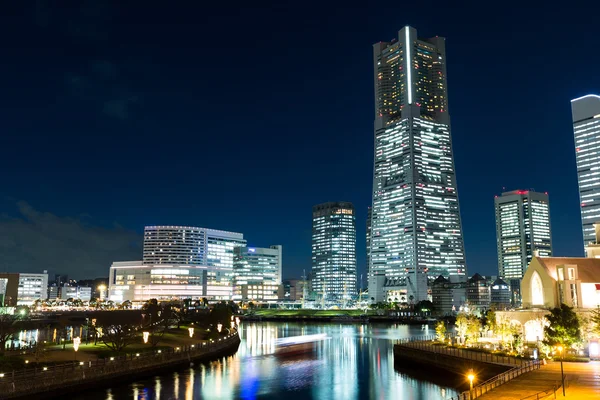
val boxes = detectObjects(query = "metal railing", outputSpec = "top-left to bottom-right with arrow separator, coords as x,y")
397,336 -> 527,366
519,375 -> 568,400
448,360 -> 541,400
0,333 -> 240,399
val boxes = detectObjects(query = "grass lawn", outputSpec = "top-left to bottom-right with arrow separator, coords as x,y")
250,309 -> 371,317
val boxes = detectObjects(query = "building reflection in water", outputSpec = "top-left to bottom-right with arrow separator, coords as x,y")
92,322 -> 458,400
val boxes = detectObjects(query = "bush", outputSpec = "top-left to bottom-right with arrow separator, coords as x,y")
554,356 -> 589,363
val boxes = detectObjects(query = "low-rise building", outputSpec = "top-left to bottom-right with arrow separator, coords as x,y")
431,275 -> 467,315
283,279 -> 309,301
17,272 -> 48,306
60,286 -> 92,302
108,261 -> 214,303
490,277 -> 511,310
466,273 -> 491,315
233,245 -> 282,302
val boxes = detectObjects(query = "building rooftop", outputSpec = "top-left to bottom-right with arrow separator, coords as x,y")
535,256 -> 600,283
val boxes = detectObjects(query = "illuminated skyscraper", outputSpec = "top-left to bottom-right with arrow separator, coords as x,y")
494,190 -> 552,303
369,26 -> 466,301
312,202 -> 357,302
572,94 -> 600,249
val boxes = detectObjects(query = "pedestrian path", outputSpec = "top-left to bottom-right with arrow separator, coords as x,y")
476,361 -> 600,399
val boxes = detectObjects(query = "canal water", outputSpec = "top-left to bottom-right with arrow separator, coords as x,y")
71,322 -> 460,400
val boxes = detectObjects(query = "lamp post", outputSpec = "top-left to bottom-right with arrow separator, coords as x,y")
557,345 -> 565,396
467,370 -> 475,400
188,327 -> 194,338
217,323 -> 222,333
143,331 -> 150,344
73,337 -> 81,362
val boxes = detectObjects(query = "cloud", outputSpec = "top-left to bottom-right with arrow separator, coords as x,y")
103,95 -> 139,119
0,201 -> 142,279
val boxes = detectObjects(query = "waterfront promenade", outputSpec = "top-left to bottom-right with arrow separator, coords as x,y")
0,332 -> 240,399
476,361 -> 600,399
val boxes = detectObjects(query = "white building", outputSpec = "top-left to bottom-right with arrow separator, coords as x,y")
233,245 -> 282,301
572,94 -> 600,250
17,272 -> 48,305
60,286 -> 92,302
369,26 -> 466,302
494,190 -> 552,303
143,226 -> 246,292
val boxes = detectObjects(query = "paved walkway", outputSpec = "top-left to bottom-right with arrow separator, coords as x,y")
477,361 -> 600,399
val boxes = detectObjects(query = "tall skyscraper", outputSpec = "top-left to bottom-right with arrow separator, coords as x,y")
311,202 -> 357,302
572,94 -> 600,249
366,206 -> 372,280
369,26 -> 466,301
494,190 -> 552,303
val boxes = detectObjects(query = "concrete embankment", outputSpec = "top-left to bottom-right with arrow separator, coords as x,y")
0,333 -> 241,400
394,344 -> 510,384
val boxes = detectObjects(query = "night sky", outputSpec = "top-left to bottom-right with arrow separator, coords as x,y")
0,2 -> 598,280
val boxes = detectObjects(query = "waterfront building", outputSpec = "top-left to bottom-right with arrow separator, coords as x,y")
10,272 -> 49,306
369,26 -> 466,302
572,94 -> 600,250
430,275 -> 466,315
366,206 -> 372,278
283,278 -> 309,302
311,202 -> 357,303
495,190 -> 552,305
466,273 -> 491,315
143,225 -> 246,298
490,277 -> 511,310
232,245 -> 283,302
108,261 -> 209,302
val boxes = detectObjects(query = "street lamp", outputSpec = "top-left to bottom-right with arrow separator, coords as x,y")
467,369 -> 475,400
556,345 -> 565,396
143,331 -> 150,344
188,327 -> 194,338
217,323 -> 222,333
73,337 -> 81,362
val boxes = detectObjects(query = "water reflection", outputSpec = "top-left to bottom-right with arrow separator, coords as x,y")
72,322 -> 458,400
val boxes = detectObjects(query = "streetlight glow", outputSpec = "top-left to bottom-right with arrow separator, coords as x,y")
73,337 -> 81,352
217,323 -> 222,333
143,331 -> 150,344
188,327 -> 194,338
467,370 -> 475,391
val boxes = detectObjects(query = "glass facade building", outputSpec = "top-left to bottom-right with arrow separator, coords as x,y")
572,94 -> 600,249
311,202 -> 357,302
494,190 -> 552,304
233,245 -> 282,301
143,226 -> 246,298
369,26 -> 466,301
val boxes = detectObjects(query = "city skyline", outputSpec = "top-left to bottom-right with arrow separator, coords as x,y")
0,4 -> 598,280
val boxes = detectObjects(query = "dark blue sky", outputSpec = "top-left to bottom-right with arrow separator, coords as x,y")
0,2 -> 597,280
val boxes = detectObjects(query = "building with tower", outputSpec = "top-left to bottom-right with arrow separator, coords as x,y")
369,26 -> 466,302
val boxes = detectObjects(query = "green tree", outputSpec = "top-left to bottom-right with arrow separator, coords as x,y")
455,313 -> 469,343
543,303 -> 582,348
591,307 -> 600,337
465,315 -> 481,346
99,324 -> 137,353
0,313 -> 20,356
484,309 -> 497,335
415,300 -> 434,314
435,321 -> 446,343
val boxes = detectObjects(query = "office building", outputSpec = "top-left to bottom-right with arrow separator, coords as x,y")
431,275 -> 466,315
312,202 -> 357,302
283,278 -> 309,302
466,273 -> 491,316
232,245 -> 283,302
108,261 -> 209,302
490,277 -> 511,309
572,94 -> 600,250
16,272 -> 48,305
366,206 -> 372,278
143,226 -> 246,297
495,190 -> 552,304
60,286 -> 92,302
369,26 -> 466,302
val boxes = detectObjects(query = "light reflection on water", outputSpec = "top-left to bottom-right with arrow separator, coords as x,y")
71,322 -> 458,400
